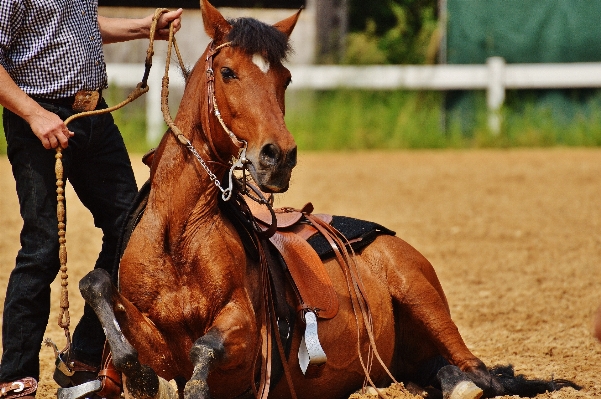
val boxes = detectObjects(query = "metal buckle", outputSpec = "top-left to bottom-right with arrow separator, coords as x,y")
12,382 -> 24,394
1,382 -> 25,395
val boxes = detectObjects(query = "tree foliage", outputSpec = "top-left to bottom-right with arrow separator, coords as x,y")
345,0 -> 439,65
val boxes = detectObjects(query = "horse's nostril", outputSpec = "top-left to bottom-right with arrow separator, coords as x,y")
286,147 -> 297,168
260,143 -> 280,166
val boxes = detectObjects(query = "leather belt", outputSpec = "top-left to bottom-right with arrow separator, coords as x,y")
32,89 -> 103,112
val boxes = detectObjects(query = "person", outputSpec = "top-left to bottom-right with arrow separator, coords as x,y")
0,2 -> 182,398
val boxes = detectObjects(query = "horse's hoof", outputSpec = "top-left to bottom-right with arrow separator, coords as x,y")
446,381 -> 483,399
438,365 -> 483,399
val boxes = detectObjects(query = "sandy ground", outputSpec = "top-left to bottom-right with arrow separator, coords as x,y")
0,149 -> 599,399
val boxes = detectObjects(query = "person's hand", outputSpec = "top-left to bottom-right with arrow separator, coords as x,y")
155,8 -> 183,40
27,107 -> 74,149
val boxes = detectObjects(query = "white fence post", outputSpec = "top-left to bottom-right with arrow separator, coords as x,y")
487,57 -> 506,135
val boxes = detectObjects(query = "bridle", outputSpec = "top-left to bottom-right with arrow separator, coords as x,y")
159,32 -> 278,235
204,42 -> 245,156
159,35 -> 244,201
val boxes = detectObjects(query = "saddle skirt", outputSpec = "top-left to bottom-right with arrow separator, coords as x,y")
243,198 -> 396,376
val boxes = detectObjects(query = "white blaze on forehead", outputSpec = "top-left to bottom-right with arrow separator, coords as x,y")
252,53 -> 270,73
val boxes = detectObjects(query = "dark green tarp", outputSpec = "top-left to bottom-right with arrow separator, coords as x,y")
445,0 -> 601,133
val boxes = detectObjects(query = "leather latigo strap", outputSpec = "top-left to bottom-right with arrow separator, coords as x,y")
68,359 -> 99,373
97,345 -> 122,399
0,378 -> 37,398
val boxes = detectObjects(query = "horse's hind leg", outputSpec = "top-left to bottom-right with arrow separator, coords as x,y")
79,269 -> 178,399
370,236 -> 503,396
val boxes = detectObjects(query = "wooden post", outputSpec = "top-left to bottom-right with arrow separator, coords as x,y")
315,0 -> 348,63
487,56 -> 505,135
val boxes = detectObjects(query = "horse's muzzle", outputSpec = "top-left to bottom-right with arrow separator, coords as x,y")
254,144 -> 297,193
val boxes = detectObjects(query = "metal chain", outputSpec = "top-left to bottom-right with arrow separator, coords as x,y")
179,134 -> 247,202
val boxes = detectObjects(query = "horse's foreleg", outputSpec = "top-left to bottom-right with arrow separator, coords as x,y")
79,269 -> 178,399
183,301 -> 255,399
184,329 -> 225,399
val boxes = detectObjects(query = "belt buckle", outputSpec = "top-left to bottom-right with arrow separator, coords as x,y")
72,90 -> 100,112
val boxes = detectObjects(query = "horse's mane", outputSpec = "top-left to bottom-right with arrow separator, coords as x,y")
226,17 -> 292,64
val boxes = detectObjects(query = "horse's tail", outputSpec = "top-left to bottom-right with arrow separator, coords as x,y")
490,365 -> 581,397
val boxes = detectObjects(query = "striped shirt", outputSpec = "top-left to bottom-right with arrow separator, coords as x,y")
0,0 -> 107,99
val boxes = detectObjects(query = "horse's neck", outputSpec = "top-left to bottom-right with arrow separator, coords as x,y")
151,102 -> 226,237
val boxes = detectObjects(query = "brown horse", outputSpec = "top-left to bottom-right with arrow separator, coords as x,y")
77,2 -> 579,399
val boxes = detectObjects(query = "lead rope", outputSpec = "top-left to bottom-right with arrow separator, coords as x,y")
51,7 -> 172,361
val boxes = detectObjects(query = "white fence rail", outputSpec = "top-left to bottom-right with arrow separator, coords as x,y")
106,57 -> 601,142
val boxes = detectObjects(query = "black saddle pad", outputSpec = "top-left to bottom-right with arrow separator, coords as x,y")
308,215 -> 395,259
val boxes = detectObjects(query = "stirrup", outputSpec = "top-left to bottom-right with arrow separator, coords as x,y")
298,310 -> 327,378
46,340 -> 99,389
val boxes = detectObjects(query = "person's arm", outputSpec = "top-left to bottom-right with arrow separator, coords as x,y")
0,64 -> 73,149
0,0 -> 71,148
98,8 -> 183,44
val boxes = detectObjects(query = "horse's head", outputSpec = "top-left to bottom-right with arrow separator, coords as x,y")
198,0 -> 300,193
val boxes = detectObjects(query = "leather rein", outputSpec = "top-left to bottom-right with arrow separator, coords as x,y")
49,7 -> 275,368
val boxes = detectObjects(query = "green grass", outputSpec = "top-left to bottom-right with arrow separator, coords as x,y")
286,89 -> 601,150
103,86 -> 159,154
2,88 -> 601,154
286,90 -> 456,150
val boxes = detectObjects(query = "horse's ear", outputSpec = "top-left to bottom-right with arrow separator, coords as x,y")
273,7 -> 302,38
200,0 -> 232,41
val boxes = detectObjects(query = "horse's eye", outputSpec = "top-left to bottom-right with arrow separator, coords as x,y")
221,67 -> 237,80
284,77 -> 292,89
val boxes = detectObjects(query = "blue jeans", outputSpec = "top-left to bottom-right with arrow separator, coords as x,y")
1,99 -> 138,382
